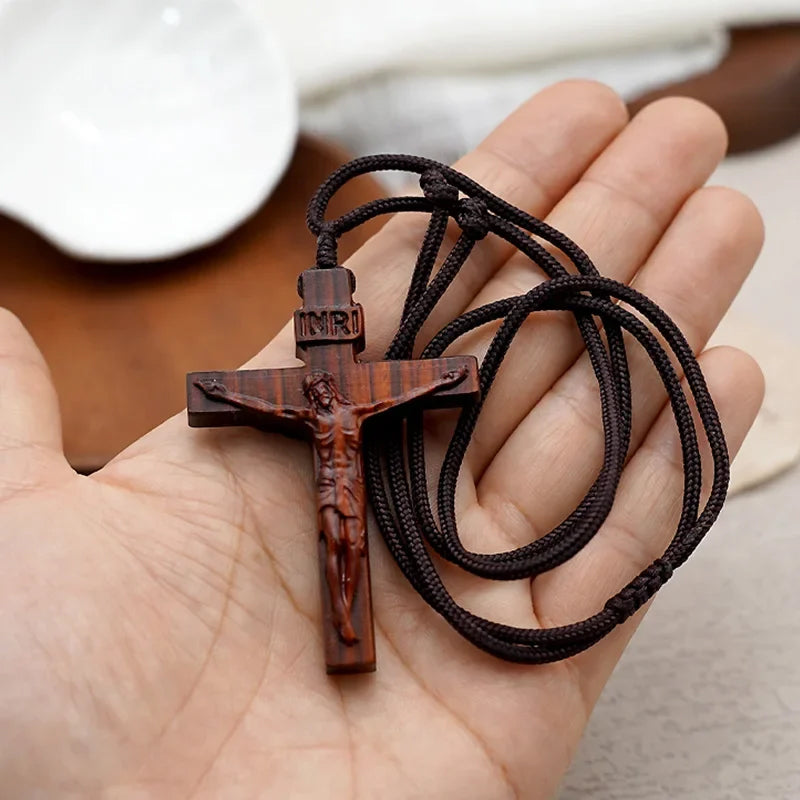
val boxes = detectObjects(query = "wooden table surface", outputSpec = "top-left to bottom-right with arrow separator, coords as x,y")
0,137 -> 383,471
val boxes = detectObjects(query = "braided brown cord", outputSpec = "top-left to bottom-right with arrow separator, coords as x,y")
306,154 -> 729,664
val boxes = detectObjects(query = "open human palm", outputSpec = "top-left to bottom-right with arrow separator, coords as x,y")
0,82 -> 765,799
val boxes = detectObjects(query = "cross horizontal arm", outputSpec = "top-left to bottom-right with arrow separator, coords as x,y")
351,356 -> 480,411
186,367 -> 309,434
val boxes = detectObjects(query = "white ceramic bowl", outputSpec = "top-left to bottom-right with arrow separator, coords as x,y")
0,0 -> 298,261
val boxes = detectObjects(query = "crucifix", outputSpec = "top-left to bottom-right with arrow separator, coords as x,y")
187,266 -> 479,674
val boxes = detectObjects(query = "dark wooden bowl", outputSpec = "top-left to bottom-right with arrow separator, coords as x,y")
629,24 -> 800,153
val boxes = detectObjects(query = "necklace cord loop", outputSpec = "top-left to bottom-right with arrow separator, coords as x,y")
305,154 -> 729,664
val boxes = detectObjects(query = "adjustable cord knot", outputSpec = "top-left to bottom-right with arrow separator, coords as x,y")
455,197 -> 489,240
604,583 -> 647,623
604,559 -> 674,623
604,592 -> 637,623
420,169 -> 488,239
420,169 -> 458,207
654,557 -> 674,583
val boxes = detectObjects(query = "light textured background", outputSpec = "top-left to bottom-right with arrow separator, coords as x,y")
561,136 -> 800,798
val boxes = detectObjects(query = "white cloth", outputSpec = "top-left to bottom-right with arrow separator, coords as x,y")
240,0 -> 800,164
299,35 -> 726,166
251,1 -> 800,96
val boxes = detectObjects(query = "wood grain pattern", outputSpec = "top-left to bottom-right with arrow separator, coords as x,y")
188,267 -> 479,674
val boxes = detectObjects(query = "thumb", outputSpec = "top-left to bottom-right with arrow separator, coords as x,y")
0,308 -> 64,464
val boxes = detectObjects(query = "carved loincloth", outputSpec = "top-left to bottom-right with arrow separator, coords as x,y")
317,476 -> 362,520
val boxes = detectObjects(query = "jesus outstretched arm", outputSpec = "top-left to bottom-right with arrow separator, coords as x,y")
193,378 -> 313,422
358,365 -> 469,416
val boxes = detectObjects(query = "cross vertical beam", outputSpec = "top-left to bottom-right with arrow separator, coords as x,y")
187,267 -> 479,673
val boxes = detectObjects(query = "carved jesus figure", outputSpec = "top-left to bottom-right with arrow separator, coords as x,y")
194,365 -> 467,645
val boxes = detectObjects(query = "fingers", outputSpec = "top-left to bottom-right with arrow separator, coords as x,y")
0,308 -> 65,475
461,98 -> 728,477
531,346 -> 764,706
246,80 -> 629,370
476,185 -> 763,547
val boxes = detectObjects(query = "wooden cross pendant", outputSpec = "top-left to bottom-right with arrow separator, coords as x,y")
187,267 -> 479,674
